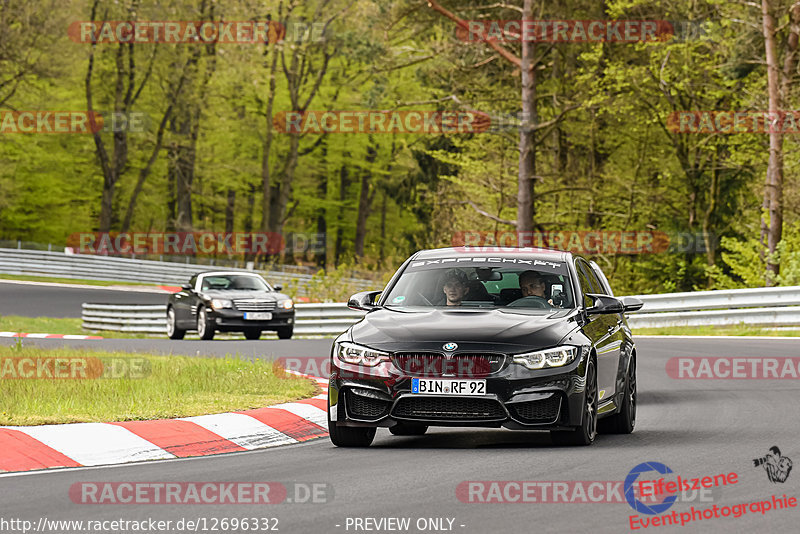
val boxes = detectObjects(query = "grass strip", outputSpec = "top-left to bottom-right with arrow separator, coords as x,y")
633,325 -> 800,337
0,315 -> 152,338
0,345 -> 315,425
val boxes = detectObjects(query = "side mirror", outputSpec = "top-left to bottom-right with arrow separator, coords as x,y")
621,296 -> 644,312
181,283 -> 192,290
586,294 -> 625,315
347,290 -> 382,311
273,284 -> 283,291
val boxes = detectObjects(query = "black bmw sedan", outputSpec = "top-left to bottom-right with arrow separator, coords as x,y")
328,248 -> 643,447
166,271 -> 295,340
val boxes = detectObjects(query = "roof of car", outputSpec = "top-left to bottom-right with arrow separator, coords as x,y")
411,247 -> 573,262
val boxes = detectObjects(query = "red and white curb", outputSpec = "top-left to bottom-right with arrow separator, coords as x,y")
0,373 -> 329,473
0,332 -> 104,339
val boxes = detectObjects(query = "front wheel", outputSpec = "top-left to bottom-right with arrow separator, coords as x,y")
166,307 -> 185,340
196,307 -> 215,340
276,326 -> 293,340
328,396 -> 376,447
599,356 -> 636,434
551,358 -> 597,446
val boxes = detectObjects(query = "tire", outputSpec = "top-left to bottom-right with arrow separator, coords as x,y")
599,356 -> 636,434
389,423 -> 428,436
244,329 -> 262,340
166,307 -> 185,340
551,358 -> 597,446
328,394 -> 376,447
276,326 -> 293,340
196,306 -> 215,340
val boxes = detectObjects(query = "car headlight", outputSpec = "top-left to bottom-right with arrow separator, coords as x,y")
210,299 -> 233,310
336,342 -> 390,367
513,346 -> 579,370
279,299 -> 294,310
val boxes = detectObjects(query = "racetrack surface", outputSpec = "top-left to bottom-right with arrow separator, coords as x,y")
0,280 -> 168,318
1,337 -> 799,533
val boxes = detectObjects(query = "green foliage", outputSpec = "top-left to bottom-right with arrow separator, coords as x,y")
0,0 -> 797,294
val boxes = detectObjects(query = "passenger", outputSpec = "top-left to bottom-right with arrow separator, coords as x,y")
441,269 -> 469,306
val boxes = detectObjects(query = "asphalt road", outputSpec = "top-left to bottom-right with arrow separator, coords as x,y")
0,280 -> 168,318
2,337 -> 800,533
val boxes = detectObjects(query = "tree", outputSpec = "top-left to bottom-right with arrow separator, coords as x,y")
760,0 -> 800,285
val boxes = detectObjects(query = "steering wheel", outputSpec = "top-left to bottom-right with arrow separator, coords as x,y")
506,295 -> 552,309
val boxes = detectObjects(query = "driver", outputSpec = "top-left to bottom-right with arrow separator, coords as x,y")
519,270 -> 555,305
441,269 -> 469,306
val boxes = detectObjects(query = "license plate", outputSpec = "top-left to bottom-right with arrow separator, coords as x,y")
243,312 -> 272,320
411,378 -> 486,396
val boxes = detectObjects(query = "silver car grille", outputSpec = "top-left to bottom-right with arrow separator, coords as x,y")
233,299 -> 277,311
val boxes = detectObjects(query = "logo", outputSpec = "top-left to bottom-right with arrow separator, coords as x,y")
624,462 -> 677,515
443,342 -> 458,351
753,446 -> 793,483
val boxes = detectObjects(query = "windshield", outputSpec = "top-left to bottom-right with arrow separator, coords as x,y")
200,274 -> 271,291
382,259 -> 574,310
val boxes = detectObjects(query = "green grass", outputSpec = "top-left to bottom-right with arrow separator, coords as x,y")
0,274 -> 160,287
0,345 -> 316,425
633,325 -> 800,337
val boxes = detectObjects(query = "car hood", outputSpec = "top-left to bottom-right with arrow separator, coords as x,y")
348,307 -> 580,353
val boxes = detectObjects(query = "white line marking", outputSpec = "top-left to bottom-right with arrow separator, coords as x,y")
5,423 -> 175,466
269,402 -> 327,427
0,437 -> 325,478
179,413 -> 296,449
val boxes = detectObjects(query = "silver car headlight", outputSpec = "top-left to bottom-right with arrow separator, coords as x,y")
336,342 -> 390,367
210,299 -> 233,310
279,299 -> 294,310
512,346 -> 579,370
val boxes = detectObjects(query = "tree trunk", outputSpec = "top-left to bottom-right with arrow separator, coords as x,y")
316,139 -> 328,268
759,0 -> 799,285
224,189 -> 236,234
379,190 -> 387,265
354,172 -> 371,260
354,144 -> 377,260
269,132 -> 300,232
120,59 -> 191,233
260,30 -> 280,232
169,138 -> 195,232
334,159 -> 350,266
517,0 -> 537,234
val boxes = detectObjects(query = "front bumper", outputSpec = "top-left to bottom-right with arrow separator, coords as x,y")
328,348 -> 589,431
209,308 -> 295,331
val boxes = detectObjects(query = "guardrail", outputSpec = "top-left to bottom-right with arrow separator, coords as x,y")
627,286 -> 800,328
81,286 -> 800,337
81,303 -> 367,336
0,248 -> 375,296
